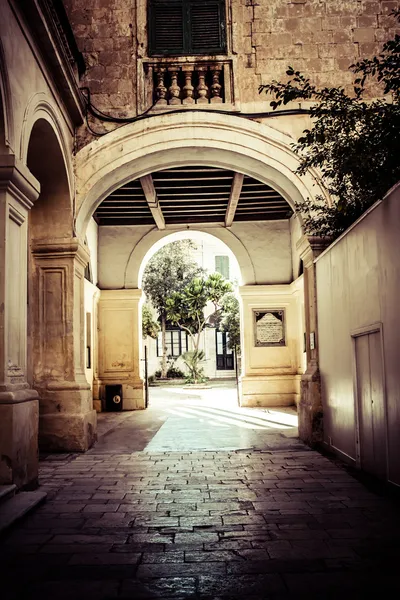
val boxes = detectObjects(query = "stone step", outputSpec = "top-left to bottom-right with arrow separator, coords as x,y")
0,484 -> 17,503
0,491 -> 47,535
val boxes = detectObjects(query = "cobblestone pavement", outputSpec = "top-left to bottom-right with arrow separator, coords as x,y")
1,387 -> 400,599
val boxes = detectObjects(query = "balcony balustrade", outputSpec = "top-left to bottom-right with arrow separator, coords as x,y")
144,60 -> 233,107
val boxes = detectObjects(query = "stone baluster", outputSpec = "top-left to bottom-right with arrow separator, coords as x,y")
182,69 -> 194,104
155,68 -> 167,106
196,68 -> 209,104
210,67 -> 223,103
168,69 -> 181,105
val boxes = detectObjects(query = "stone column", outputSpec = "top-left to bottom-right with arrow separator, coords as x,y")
0,155 -> 40,487
97,289 -> 144,411
297,235 -> 331,446
31,238 -> 97,451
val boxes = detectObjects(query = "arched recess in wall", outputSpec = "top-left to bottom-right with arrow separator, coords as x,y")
20,93 -> 74,198
0,38 -> 15,153
74,111 -> 329,239
129,229 -> 252,289
26,116 -> 74,387
26,117 -> 73,240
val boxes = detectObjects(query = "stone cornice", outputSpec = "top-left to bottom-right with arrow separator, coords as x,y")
297,235 -> 332,267
31,237 -> 90,268
99,289 -> 144,302
0,155 -> 40,209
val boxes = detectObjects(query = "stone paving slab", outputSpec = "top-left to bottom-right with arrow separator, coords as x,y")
1,448 -> 400,599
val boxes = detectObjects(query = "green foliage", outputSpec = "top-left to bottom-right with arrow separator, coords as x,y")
142,240 -> 204,376
142,304 -> 160,339
166,273 -> 232,382
166,365 -> 185,379
219,293 -> 241,352
153,363 -> 185,380
142,240 -> 204,314
259,9 -> 400,238
182,350 -> 207,384
166,273 -> 232,336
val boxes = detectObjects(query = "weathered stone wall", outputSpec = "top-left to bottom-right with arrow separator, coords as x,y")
64,0 -> 399,148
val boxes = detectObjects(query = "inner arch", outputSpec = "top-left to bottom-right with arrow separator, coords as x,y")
138,230 -> 243,289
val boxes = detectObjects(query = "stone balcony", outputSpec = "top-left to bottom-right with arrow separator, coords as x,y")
140,58 -> 234,109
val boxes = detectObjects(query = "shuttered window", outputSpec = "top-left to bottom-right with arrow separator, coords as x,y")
215,255 -> 229,280
149,0 -> 227,56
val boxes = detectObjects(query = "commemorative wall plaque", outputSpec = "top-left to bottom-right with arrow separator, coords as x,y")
254,309 -> 285,347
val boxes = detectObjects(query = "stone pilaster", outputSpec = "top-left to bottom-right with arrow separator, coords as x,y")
31,238 -> 97,451
0,155 -> 40,487
297,235 -> 331,446
96,289 -> 144,411
238,285 -> 301,407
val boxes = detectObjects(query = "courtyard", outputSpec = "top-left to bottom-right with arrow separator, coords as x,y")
1,385 -> 399,599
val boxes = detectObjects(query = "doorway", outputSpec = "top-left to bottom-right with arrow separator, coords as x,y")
216,330 -> 234,371
354,326 -> 387,480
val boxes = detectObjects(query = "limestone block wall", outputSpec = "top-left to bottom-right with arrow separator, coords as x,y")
316,183 -> 400,486
64,0 -> 399,149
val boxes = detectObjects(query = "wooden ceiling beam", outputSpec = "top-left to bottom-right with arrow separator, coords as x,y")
225,172 -> 244,227
139,174 -> 165,230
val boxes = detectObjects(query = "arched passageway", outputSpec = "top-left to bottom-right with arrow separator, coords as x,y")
76,113 -> 324,433
26,117 -> 96,453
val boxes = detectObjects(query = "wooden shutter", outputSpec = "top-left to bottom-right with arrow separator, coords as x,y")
149,1 -> 185,55
149,0 -> 226,56
189,1 -> 226,54
215,255 -> 229,279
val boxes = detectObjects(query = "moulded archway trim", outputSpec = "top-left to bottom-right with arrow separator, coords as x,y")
0,38 -> 15,153
75,111 -> 329,239
130,228 -> 252,289
20,92 -> 74,198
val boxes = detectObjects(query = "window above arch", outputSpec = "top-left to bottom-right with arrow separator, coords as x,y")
148,0 -> 227,56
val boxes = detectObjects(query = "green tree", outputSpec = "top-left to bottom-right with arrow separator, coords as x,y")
142,304 -> 160,339
219,292 -> 241,353
166,273 -> 232,382
259,9 -> 400,238
142,240 -> 204,377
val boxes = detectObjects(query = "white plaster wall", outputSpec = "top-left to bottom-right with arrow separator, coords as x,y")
84,279 -> 99,390
98,225 -> 153,289
229,221 -> 292,284
86,217 -> 98,286
98,221 -> 292,290
316,183 -> 400,486
290,214 -> 304,280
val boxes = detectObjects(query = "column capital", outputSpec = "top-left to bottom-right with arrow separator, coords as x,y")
0,154 -> 40,209
297,235 -> 332,268
31,237 -> 90,268
99,288 -> 144,303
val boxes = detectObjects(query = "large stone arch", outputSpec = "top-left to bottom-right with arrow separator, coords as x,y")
20,92 -> 74,202
75,111 -> 329,237
78,112 -> 327,443
127,228 -> 255,288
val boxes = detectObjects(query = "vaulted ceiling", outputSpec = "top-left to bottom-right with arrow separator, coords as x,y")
93,166 -> 293,227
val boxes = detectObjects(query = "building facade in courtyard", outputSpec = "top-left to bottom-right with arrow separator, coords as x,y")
0,0 -> 399,489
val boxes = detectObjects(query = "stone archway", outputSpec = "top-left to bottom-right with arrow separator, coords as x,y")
26,115 -> 96,453
75,111 -> 329,238
76,113 -> 328,437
